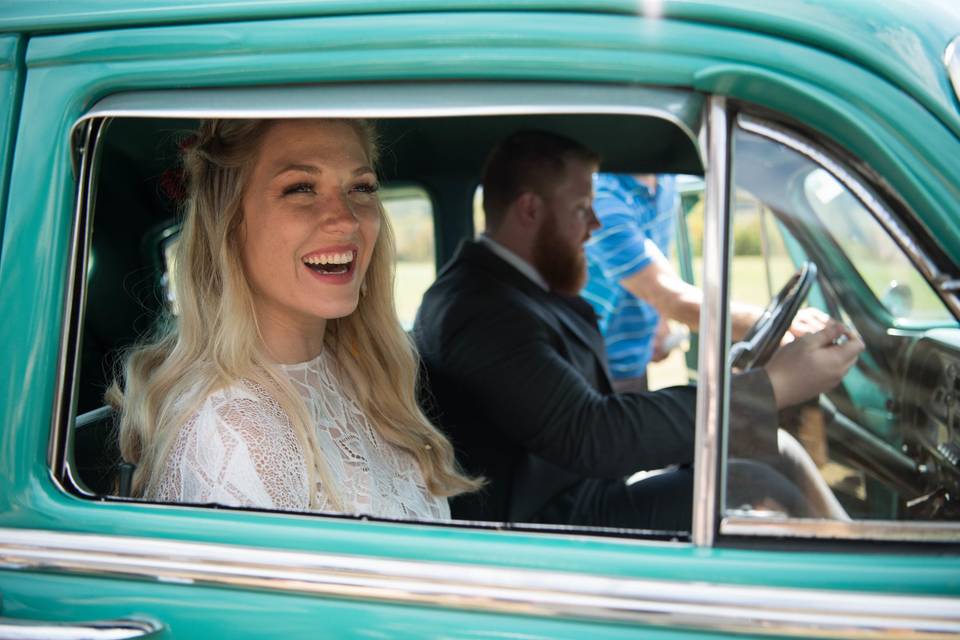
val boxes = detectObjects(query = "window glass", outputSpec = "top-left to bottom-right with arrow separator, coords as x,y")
472,186 -> 485,236
381,185 -> 435,329
643,175 -> 703,389
160,232 -> 179,314
803,169 -> 953,325
725,124 -> 960,526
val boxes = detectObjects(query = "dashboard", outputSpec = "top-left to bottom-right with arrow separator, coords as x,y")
901,330 -> 960,518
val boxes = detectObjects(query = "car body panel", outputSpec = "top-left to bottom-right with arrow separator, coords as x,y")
0,1 -> 958,637
0,35 -> 22,252
670,0 -> 960,133
2,0 -> 957,127
16,8 -> 960,257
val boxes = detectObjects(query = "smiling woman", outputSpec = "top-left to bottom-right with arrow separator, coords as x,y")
107,118 -> 480,519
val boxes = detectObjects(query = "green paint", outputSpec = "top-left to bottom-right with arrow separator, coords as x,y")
0,3 -> 957,635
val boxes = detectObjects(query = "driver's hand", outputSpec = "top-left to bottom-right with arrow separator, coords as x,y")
779,307 -> 831,345
789,307 -> 831,337
764,321 -> 864,409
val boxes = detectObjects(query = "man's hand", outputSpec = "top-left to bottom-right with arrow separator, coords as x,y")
764,321 -> 864,409
776,306 -> 831,345
788,306 -> 831,338
650,318 -> 672,362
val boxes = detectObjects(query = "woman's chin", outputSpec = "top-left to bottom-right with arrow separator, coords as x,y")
311,296 -> 362,321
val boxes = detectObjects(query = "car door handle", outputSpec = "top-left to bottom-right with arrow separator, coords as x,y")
0,616 -> 163,639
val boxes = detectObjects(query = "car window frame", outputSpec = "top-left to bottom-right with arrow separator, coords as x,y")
709,108 -> 960,544
54,81 -> 716,543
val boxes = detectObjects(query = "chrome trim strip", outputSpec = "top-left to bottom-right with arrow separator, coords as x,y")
946,37 -> 960,109
0,529 -> 957,639
941,280 -> 960,292
50,117 -> 107,499
0,616 -> 162,640
692,96 -> 732,548
722,516 -> 960,543
71,83 -> 704,155
737,115 -> 960,318
47,120 -> 96,473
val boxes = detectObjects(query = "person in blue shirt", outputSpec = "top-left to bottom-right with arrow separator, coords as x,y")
584,173 -> 827,392
583,174 -> 680,391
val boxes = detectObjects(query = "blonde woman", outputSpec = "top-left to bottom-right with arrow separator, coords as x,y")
110,119 -> 480,519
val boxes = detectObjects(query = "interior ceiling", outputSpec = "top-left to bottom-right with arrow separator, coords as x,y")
102,112 -> 704,187
377,114 -> 703,180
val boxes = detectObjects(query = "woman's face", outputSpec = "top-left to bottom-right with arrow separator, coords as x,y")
239,119 -> 381,336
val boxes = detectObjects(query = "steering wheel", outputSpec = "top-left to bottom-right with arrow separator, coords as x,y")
730,261 -> 818,370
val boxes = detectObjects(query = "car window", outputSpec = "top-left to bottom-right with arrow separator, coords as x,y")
472,186 -> 484,236
67,104 -> 710,540
803,168 -> 954,326
381,185 -> 436,330
723,118 -> 960,533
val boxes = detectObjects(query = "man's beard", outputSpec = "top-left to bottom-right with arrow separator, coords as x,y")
531,211 -> 587,294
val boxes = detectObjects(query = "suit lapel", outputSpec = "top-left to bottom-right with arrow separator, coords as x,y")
545,292 -> 611,375
549,294 -> 609,362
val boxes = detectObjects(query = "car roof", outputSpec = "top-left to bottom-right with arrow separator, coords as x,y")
3,1 -> 957,118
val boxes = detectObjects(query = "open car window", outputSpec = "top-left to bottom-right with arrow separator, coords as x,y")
723,115 -> 960,540
62,84 -> 711,541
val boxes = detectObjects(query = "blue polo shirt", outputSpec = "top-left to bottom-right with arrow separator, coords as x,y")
583,174 -> 678,380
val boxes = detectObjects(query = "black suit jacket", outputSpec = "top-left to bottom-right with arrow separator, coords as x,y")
417,240 -> 728,522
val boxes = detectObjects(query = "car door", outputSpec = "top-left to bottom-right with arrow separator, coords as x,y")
0,5 -> 958,639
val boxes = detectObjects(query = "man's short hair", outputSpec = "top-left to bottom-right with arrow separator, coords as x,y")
481,130 -> 600,230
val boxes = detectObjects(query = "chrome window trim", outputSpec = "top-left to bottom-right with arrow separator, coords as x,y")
48,117 -> 105,486
722,516 -> 960,543
691,96 -> 733,548
1,529 -> 958,639
719,114 -> 960,543
946,37 -> 960,109
737,114 -> 960,318
72,83 -> 705,154
0,616 -> 163,640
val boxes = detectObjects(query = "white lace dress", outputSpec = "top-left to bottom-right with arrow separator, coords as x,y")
150,351 -> 449,520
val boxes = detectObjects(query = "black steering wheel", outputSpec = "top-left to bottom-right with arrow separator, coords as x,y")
730,261 -> 818,370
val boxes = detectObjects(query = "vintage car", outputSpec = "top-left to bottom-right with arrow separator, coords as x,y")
0,0 -> 958,637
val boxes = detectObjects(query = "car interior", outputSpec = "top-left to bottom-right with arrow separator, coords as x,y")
71,110 -> 703,497
67,104 -> 959,533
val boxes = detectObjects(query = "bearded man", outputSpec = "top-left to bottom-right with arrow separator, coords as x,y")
414,130 -> 860,529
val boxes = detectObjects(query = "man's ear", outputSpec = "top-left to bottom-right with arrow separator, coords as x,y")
512,191 -> 542,229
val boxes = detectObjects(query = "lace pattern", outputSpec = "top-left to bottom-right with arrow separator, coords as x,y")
150,351 -> 449,520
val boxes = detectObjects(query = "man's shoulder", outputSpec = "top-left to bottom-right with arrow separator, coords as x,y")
417,243 -> 555,345
425,242 -> 531,305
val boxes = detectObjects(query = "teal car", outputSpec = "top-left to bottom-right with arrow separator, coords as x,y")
0,1 -> 959,637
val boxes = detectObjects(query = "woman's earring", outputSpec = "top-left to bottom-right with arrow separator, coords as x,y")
360,280 -> 368,298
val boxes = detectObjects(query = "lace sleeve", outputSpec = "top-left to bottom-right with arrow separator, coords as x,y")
153,386 -> 311,512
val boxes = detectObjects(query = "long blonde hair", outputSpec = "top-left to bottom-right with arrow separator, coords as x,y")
109,118 -> 481,508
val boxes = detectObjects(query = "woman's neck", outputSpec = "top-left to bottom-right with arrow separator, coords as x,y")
255,307 -> 327,365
